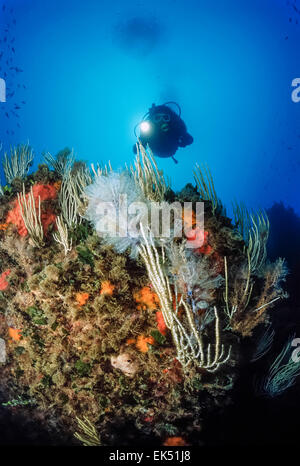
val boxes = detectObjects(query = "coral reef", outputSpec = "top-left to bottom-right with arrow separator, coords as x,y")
0,144 -> 288,445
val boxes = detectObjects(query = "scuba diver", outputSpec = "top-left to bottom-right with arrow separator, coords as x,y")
133,102 -> 193,164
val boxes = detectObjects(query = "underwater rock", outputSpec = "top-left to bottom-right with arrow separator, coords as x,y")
0,143 -> 288,446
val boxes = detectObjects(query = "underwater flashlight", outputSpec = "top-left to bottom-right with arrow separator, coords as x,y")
140,121 -> 151,133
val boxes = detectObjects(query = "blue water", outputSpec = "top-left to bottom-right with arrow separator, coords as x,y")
0,0 -> 299,216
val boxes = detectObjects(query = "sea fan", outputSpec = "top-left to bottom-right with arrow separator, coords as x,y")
168,243 -> 223,309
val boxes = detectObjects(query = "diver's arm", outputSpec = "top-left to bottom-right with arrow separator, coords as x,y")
178,132 -> 193,147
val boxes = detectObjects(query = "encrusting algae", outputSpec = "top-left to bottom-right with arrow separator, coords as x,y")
0,143 -> 288,445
